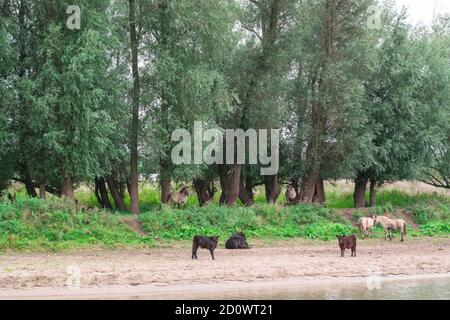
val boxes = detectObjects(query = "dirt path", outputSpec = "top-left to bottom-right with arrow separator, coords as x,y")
0,238 -> 449,299
123,216 -> 147,236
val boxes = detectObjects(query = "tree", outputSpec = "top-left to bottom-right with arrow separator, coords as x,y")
285,0 -> 376,204
352,8 -> 449,207
138,0 -> 235,204
2,0 -> 126,200
128,0 -> 140,213
0,12 -> 14,193
420,16 -> 450,190
216,0 -> 296,205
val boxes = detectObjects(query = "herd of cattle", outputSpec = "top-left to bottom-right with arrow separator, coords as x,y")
192,215 -> 408,260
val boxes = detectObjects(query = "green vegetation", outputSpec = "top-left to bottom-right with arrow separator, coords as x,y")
139,204 -> 350,241
0,197 -> 153,251
1,187 -> 449,251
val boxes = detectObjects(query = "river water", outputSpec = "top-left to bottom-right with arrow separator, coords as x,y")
148,276 -> 450,300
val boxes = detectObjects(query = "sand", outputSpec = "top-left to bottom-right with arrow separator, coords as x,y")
0,238 -> 449,299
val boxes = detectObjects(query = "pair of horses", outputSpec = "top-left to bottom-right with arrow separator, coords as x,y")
358,215 -> 407,242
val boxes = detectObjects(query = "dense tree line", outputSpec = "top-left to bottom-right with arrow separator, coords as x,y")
0,0 -> 449,210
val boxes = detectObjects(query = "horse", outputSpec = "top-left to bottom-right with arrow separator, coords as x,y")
168,186 -> 190,208
373,215 -> 407,242
285,185 -> 297,205
358,215 -> 376,239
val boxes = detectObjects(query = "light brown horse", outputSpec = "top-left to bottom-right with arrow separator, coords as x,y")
285,185 -> 297,205
168,186 -> 190,208
358,215 -> 375,239
373,215 -> 407,242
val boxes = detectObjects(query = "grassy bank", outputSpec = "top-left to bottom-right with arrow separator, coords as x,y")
0,197 -> 154,251
139,203 -> 450,241
1,190 -> 449,251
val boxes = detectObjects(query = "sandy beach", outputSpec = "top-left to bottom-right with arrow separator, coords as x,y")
0,238 -> 449,299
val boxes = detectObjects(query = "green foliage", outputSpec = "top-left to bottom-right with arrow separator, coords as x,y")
419,222 -> 450,236
1,191 -> 449,252
139,204 -> 356,241
352,211 -> 363,221
0,197 -> 153,251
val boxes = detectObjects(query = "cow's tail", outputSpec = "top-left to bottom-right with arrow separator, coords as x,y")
403,221 -> 407,236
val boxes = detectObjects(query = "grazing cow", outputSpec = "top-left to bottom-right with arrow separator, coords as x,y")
192,235 -> 219,260
337,235 -> 357,257
168,186 -> 190,208
373,215 -> 407,242
285,185 -> 297,205
358,215 -> 376,239
225,232 -> 249,249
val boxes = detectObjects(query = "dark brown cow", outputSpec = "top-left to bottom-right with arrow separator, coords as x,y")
337,235 -> 357,257
192,235 -> 219,260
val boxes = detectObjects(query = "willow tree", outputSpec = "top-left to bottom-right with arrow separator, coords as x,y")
2,0 -> 124,199
287,0 -> 376,204
138,0 -> 235,203
0,13 -> 13,193
352,9 -> 449,207
419,17 -> 450,191
128,0 -> 140,213
215,0 -> 297,205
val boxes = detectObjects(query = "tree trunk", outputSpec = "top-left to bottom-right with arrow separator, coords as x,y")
264,175 -> 281,204
118,182 -> 126,200
94,179 -> 104,208
354,177 -> 368,208
39,179 -> 46,200
25,181 -> 38,198
160,179 -> 171,204
96,177 -> 112,210
369,180 -> 378,207
219,164 -> 241,206
193,178 -> 215,207
60,175 -> 74,200
239,181 -> 253,206
106,176 -> 126,211
301,174 -> 326,204
237,170 -> 254,206
128,0 -> 140,214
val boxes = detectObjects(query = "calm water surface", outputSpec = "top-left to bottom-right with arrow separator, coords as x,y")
151,277 -> 450,300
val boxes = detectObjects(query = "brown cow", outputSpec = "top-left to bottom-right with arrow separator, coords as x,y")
337,235 -> 357,257
192,235 -> 219,260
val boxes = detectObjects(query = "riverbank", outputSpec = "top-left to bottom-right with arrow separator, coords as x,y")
1,238 -> 449,299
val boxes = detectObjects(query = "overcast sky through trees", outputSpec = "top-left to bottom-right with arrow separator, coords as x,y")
394,0 -> 450,24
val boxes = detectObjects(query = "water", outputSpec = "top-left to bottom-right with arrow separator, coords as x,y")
147,276 -> 450,300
